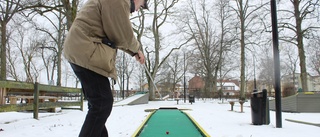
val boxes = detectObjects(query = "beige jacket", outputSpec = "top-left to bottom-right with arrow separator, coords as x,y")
63,0 -> 140,80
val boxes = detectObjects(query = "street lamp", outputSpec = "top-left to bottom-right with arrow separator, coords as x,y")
271,0 -> 282,128
184,52 -> 186,103
122,52 -> 125,99
253,54 -> 257,90
183,49 -> 187,103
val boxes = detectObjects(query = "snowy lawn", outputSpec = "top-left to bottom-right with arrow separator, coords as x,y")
0,99 -> 319,137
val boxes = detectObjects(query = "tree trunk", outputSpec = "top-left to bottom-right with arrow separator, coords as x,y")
240,18 -> 246,100
1,22 -> 7,80
294,0 -> 308,92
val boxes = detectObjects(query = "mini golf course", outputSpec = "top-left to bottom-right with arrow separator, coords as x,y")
132,107 -> 210,137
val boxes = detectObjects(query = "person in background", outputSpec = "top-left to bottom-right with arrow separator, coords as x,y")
63,0 -> 148,136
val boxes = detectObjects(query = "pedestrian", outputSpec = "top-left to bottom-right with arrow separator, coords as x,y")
63,0 -> 148,136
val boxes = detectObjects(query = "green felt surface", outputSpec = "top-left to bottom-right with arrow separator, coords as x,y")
138,109 -> 204,137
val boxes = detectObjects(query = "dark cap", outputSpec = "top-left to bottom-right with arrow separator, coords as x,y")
142,0 -> 148,10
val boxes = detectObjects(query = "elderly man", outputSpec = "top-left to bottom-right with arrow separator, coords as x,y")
63,0 -> 148,136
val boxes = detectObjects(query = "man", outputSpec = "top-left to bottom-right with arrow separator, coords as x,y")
63,0 -> 148,136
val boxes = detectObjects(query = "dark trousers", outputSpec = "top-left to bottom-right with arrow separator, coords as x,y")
70,63 -> 114,137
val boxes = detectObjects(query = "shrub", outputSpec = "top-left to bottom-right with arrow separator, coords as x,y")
282,83 -> 296,97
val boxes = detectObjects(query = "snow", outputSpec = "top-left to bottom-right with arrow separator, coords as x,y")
0,99 -> 319,137
113,94 -> 146,106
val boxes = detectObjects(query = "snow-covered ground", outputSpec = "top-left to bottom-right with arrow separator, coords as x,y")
113,94 -> 146,106
0,99 -> 319,137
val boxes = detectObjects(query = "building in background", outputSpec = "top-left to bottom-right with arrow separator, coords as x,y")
217,79 -> 240,96
281,73 -> 320,92
188,75 -> 240,98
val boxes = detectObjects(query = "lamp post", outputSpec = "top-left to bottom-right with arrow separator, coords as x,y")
122,52 -> 125,99
271,0 -> 282,128
184,51 -> 186,103
253,54 -> 257,90
248,50 -> 257,90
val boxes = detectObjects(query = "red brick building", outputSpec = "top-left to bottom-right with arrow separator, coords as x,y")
188,75 -> 205,95
188,75 -> 240,98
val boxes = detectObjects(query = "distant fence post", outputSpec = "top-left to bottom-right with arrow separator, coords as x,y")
0,88 -> 6,105
33,82 -> 39,119
81,91 -> 84,111
0,80 -> 83,114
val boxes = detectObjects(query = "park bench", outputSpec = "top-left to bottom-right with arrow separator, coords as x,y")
8,95 -> 58,104
8,95 -> 59,112
175,98 -> 180,104
1,81 -> 83,119
228,100 -> 245,112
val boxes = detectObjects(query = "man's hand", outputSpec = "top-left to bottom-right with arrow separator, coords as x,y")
135,50 -> 145,64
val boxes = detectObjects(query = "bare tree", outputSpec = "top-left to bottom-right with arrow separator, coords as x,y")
258,45 -> 288,96
307,35 -> 320,75
6,22 -> 21,81
22,0 -> 81,86
281,43 -> 299,90
115,51 -> 136,97
214,0 -> 238,95
1,0 -> 80,83
134,64 -> 147,92
231,0 -> 269,100
129,8 -> 148,95
179,0 -> 238,98
0,0 -> 27,80
180,0 -> 222,98
278,0 -> 320,92
60,0 -> 79,30
164,52 -> 184,96
6,43 -> 19,80
258,57 -> 274,95
15,28 -> 42,82
124,54 -> 136,95
132,0 -> 192,100
116,52 -> 126,98
25,0 -> 80,30
31,2 -> 67,86
37,38 -> 58,85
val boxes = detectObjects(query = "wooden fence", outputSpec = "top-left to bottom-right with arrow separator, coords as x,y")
0,80 -> 83,119
269,92 -> 320,113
